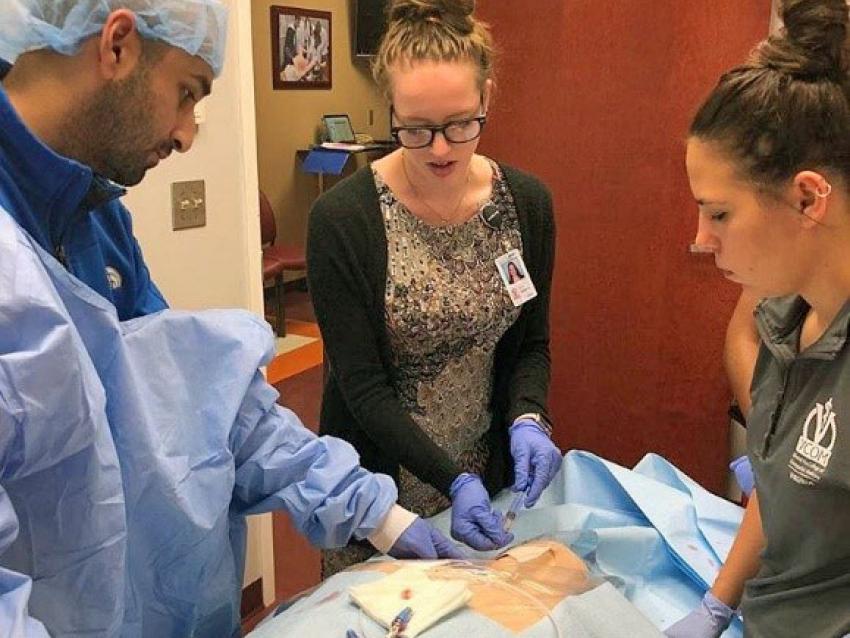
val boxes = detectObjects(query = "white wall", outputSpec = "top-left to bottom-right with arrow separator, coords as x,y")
124,2 -> 263,314
121,0 -> 275,606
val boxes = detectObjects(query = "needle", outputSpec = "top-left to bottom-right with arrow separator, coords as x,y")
504,488 -> 529,532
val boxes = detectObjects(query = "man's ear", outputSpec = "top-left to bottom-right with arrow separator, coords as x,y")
97,9 -> 143,81
793,170 -> 831,229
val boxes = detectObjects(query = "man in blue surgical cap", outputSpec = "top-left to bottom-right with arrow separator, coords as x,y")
0,2 -> 463,637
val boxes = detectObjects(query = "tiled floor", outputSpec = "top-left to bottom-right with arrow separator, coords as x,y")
270,288 -> 322,429
268,320 -> 321,384
275,331 -> 316,355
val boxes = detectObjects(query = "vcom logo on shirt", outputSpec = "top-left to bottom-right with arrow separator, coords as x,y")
105,266 -> 123,290
789,397 -> 837,486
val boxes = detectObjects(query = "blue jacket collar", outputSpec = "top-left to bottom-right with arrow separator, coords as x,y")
0,81 -> 125,252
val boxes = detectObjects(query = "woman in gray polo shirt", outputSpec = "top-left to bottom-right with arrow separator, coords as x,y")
666,1 -> 850,637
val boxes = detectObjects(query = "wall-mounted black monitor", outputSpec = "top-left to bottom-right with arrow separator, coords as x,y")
352,0 -> 388,58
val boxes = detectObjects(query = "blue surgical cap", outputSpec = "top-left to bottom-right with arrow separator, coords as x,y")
0,0 -> 229,77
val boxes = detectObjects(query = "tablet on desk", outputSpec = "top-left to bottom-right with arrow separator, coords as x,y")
322,114 -> 356,143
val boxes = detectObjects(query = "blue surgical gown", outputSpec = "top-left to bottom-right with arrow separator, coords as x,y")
0,207 -> 397,636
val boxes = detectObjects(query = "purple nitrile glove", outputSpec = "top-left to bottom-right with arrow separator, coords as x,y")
388,517 -> 467,560
729,455 -> 755,496
664,591 -> 735,638
449,473 -> 513,551
509,419 -> 563,507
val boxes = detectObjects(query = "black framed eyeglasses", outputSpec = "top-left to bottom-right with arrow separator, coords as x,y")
390,108 -> 487,149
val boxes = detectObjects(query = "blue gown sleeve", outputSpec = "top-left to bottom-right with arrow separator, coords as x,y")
228,372 -> 398,549
118,307 -> 398,551
0,417 -> 51,638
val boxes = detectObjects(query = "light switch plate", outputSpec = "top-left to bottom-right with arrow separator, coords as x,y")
171,180 -> 206,230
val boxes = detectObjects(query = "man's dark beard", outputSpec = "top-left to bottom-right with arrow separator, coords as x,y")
58,62 -> 162,186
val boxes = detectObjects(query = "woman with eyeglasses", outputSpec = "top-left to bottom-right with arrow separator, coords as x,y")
307,0 -> 560,576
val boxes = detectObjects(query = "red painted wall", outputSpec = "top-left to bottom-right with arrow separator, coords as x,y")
477,1 -> 772,493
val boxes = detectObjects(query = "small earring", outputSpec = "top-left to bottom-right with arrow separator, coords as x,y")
816,182 -> 832,198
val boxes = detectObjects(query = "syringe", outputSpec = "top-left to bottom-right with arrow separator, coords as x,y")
503,489 -> 528,532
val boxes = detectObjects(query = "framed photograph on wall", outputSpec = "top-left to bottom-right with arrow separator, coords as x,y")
271,6 -> 332,90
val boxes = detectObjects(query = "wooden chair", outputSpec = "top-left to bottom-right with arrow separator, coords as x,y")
260,190 -> 306,336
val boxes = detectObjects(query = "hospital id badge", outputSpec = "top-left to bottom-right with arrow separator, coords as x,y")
496,249 -> 537,307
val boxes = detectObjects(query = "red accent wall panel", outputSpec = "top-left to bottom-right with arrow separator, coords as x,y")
477,1 -> 772,493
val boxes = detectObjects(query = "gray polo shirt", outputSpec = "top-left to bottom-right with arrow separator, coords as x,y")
743,295 -> 850,637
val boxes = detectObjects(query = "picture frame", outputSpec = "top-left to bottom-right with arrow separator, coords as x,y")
271,6 -> 332,90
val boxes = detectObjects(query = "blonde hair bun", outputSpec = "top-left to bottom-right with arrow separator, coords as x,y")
373,0 -> 494,99
389,0 -> 476,36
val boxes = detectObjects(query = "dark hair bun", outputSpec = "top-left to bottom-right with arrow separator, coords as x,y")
389,0 -> 476,35
757,0 -> 849,80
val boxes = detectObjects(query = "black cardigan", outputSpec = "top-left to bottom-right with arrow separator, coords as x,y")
306,163 -> 555,497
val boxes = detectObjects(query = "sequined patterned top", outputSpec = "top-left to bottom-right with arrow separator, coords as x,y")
309,163 -> 553,503
375,162 -> 523,516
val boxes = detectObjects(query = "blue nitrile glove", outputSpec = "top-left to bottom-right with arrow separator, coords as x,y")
729,455 -> 755,496
664,591 -> 735,638
509,419 -> 563,507
388,517 -> 467,560
449,473 -> 514,551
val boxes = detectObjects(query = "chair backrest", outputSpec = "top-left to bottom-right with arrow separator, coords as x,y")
259,190 -> 277,246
